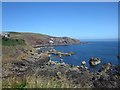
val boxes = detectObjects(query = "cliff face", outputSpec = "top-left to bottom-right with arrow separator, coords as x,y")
48,37 -> 80,46
8,32 -> 80,46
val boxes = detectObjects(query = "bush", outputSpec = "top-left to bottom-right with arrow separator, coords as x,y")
16,39 -> 18,41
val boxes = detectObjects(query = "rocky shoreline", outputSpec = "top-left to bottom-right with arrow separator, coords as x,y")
2,32 -> 119,88
3,48 -> 120,88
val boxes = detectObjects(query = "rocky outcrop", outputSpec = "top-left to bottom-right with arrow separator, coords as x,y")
89,57 -> 101,66
3,48 -> 120,88
92,63 -> 120,88
3,55 -> 120,88
2,52 -> 50,78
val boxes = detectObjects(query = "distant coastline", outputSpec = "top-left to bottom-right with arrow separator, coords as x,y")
80,39 -> 118,42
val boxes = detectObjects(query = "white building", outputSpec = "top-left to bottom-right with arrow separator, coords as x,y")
49,40 -> 54,44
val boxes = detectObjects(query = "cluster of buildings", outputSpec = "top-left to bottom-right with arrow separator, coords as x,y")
0,32 -> 10,38
48,37 -> 67,45
49,37 -> 54,44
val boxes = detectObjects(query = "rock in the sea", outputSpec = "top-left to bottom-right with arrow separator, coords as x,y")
117,54 -> 120,59
81,61 -> 86,65
89,57 -> 101,66
80,61 -> 88,69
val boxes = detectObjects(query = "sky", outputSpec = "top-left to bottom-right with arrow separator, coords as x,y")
2,2 -> 118,39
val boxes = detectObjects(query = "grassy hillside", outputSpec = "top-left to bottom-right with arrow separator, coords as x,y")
8,32 -> 80,46
2,38 -> 26,46
2,31 -> 80,63
9,32 -> 50,45
2,32 -> 51,63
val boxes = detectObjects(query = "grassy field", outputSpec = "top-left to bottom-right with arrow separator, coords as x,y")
9,32 -> 50,45
2,74 -> 74,88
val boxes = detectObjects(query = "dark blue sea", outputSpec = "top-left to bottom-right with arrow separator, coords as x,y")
51,41 -> 119,71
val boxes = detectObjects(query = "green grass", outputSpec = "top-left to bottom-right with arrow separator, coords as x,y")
2,38 -> 26,46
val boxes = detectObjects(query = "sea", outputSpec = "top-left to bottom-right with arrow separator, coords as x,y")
51,40 -> 119,71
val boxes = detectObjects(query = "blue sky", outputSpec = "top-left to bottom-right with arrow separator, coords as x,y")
2,2 -> 118,39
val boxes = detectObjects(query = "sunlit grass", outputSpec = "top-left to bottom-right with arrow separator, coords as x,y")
2,74 -> 75,88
